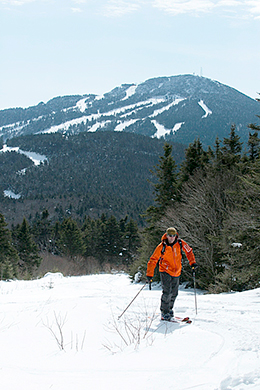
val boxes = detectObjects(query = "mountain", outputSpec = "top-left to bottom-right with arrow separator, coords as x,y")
0,74 -> 259,148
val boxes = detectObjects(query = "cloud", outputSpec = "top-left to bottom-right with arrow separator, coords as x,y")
246,0 -> 260,18
0,0 -> 35,5
71,7 -> 83,12
1,0 -> 259,19
152,0 -> 260,18
102,0 -> 140,17
152,0 -> 215,15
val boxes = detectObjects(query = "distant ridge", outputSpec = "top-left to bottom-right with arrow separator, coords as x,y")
0,74 -> 258,147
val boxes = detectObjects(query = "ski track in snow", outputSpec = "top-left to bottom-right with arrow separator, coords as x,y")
198,99 -> 212,118
0,273 -> 260,390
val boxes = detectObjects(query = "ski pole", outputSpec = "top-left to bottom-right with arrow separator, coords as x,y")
118,282 -> 147,320
193,270 -> 198,315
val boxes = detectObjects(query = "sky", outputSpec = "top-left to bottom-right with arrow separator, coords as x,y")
0,0 -> 260,110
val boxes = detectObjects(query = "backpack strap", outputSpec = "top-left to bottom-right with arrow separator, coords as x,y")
158,241 -> 166,265
161,241 -> 167,255
178,238 -> 184,263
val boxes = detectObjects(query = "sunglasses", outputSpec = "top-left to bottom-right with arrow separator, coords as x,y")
167,234 -> 176,237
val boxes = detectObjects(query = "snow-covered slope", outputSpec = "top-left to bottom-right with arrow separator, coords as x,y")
0,74 -> 258,147
1,273 -> 259,390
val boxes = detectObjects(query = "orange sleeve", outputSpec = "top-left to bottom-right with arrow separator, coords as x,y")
146,243 -> 163,277
181,240 -> 196,265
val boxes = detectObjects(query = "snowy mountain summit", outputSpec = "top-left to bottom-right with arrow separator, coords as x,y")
0,74 -> 258,147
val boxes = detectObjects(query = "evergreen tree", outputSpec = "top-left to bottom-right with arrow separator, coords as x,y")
58,217 -> 86,259
12,218 -> 41,276
212,137 -> 223,169
221,124 -> 242,167
101,215 -> 123,260
248,132 -> 260,162
151,142 -> 178,210
124,218 -> 140,254
32,209 -> 52,251
0,213 -> 19,279
146,142 -> 178,224
180,138 -> 209,182
82,216 -> 98,258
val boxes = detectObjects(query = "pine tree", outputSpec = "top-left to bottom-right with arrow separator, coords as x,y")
248,132 -> 260,162
221,124 -> 242,167
101,215 -> 123,259
32,209 -> 52,251
59,217 -> 86,259
153,143 -> 178,208
124,218 -> 140,254
12,218 -> 41,277
180,138 -> 210,183
0,213 -> 19,279
147,142 -> 178,223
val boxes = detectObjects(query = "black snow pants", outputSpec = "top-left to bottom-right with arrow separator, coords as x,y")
160,272 -> 180,314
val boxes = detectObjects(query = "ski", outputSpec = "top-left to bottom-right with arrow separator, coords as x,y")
175,316 -> 192,324
161,316 -> 192,324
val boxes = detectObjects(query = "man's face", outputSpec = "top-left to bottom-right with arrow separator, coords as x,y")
167,234 -> 176,243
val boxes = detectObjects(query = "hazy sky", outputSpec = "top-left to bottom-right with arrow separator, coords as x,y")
0,0 -> 259,110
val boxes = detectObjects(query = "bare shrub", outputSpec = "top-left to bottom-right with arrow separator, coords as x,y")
43,311 -> 87,352
35,251 -> 101,277
103,308 -> 159,353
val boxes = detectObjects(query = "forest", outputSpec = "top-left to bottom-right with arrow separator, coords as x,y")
0,99 -> 260,292
0,131 -> 185,226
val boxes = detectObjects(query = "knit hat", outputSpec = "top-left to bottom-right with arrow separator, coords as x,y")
166,227 -> 177,236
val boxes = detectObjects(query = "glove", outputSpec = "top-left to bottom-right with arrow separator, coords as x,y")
147,276 -> 153,283
191,263 -> 198,271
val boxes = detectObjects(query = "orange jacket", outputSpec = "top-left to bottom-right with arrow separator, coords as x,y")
146,233 -> 196,278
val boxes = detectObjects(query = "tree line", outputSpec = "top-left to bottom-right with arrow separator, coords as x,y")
0,210 -> 140,280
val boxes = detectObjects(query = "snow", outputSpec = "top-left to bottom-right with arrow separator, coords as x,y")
198,100 -> 212,118
152,120 -> 172,138
149,97 -> 186,118
232,243 -> 242,248
122,85 -> 137,101
87,120 -> 111,133
76,97 -> 90,112
114,119 -> 138,131
1,144 -> 47,198
95,94 -> 105,101
172,121 -> 185,134
3,190 -> 21,199
41,98 -> 167,134
0,144 -> 47,166
1,272 -> 260,390
152,120 -> 184,138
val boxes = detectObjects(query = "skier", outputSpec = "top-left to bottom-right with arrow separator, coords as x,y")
146,227 -> 198,321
